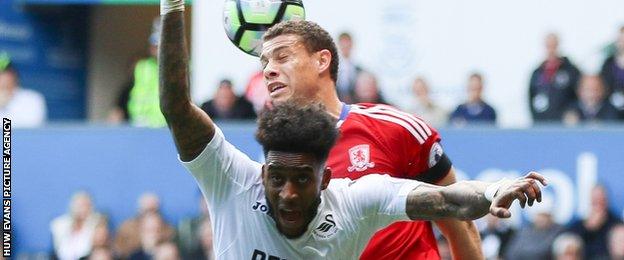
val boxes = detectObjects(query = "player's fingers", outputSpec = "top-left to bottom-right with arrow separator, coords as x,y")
529,179 -> 543,204
514,190 -> 527,208
523,173 -> 545,203
490,206 -> 512,218
522,180 -> 538,206
525,189 -> 536,207
524,171 -> 548,186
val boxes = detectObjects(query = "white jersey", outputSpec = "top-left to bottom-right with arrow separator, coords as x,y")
0,88 -> 46,128
181,126 -> 422,259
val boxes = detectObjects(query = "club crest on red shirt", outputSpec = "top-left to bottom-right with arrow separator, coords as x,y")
347,144 -> 375,172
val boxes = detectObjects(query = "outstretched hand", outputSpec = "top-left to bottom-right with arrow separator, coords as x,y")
489,172 -> 547,218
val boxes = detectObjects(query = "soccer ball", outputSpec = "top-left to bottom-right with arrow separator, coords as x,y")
223,0 -> 305,57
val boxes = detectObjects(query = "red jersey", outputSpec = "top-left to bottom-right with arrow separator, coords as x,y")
327,103 -> 450,260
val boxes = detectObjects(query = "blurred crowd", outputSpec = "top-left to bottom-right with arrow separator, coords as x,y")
2,22 -> 624,128
50,192 -> 213,260
49,184 -> 623,260
438,185 -> 624,260
102,25 -> 624,128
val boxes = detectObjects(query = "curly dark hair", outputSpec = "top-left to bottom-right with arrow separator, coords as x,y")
263,20 -> 339,83
256,103 -> 338,162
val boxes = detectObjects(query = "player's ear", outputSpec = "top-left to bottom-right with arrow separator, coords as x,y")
321,167 -> 332,190
316,49 -> 331,76
261,165 -> 268,183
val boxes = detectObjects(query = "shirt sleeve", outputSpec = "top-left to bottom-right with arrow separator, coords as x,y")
346,174 -> 422,226
180,125 -> 262,206
400,120 -> 452,183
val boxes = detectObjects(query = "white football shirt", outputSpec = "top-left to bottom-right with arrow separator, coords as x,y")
182,126 -> 422,259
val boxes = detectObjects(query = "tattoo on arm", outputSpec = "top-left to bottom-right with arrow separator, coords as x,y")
159,11 -> 215,161
406,184 -> 458,220
406,181 -> 491,220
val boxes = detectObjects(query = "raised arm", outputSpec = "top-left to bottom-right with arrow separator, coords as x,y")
406,172 -> 547,221
159,0 -> 215,161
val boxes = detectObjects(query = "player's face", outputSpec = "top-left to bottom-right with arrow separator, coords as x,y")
262,151 -> 331,238
260,34 -> 323,105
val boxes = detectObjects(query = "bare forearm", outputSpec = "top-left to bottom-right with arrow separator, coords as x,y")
406,181 -> 490,220
159,11 -> 214,161
440,181 -> 491,220
406,183 -> 458,220
159,11 -> 192,119
433,168 -> 483,259
407,172 -> 548,220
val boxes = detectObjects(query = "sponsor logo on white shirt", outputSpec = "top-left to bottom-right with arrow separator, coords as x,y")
252,201 -> 270,214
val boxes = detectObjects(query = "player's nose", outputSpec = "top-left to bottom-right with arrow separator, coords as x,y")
263,62 -> 279,79
279,181 -> 299,201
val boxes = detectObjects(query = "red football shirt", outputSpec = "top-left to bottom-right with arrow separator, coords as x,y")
327,103 -> 448,260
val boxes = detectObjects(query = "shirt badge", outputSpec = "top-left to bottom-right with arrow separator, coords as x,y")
347,144 -> 375,172
312,213 -> 338,240
428,142 -> 444,168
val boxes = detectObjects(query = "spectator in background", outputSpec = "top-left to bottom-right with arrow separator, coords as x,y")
107,55 -> 142,124
352,71 -> 389,104
407,77 -> 448,127
88,247 -> 115,260
200,79 -> 256,120
185,218 -> 214,260
244,69 -> 269,114
479,214 -> 515,260
177,194 -> 210,259
126,17 -> 167,127
114,192 -> 174,259
128,212 -> 174,260
153,242 -> 181,260
552,233 -> 584,260
608,224 -> 624,260
568,185 -> 623,259
563,75 -> 620,125
86,223 -> 116,260
449,73 -> 497,126
504,197 -> 563,260
336,32 -> 363,103
91,222 -> 113,251
600,26 -> 624,115
0,53 -> 46,127
50,191 -> 106,260
529,33 -> 581,123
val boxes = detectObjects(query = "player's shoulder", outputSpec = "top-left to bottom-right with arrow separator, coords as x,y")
325,175 -> 407,209
326,177 -> 353,191
349,103 -> 429,127
327,174 -> 394,191
348,103 -> 435,144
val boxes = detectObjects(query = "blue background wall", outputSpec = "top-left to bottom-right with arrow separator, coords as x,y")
0,1 -> 90,120
14,124 -> 624,254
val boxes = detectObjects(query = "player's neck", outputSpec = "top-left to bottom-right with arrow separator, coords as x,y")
318,84 -> 342,119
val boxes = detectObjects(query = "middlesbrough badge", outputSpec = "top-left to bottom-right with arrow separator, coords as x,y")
347,144 -> 375,172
